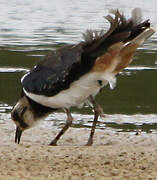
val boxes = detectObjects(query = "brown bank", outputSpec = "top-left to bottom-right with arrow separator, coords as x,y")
0,114 -> 157,180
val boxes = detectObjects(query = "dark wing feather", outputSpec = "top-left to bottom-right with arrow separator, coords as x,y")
82,9 -> 150,58
22,8 -> 151,98
22,44 -> 95,97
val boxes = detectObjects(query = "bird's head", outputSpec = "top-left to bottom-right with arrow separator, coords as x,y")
11,96 -> 36,144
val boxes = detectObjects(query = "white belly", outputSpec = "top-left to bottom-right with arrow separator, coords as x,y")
23,71 -> 116,109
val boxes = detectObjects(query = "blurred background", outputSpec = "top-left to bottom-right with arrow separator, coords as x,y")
0,0 -> 157,132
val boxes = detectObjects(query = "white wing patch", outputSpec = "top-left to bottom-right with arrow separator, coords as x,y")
23,71 -> 116,109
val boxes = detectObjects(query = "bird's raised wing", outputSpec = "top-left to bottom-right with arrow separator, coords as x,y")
22,44 -> 96,97
22,8 -> 155,98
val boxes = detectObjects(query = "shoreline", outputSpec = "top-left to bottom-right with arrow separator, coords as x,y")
1,116 -> 157,179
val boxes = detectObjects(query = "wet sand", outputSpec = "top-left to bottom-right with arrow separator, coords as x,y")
1,114 -> 157,180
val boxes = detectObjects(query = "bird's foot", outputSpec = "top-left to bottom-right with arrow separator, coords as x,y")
85,138 -> 93,146
49,140 -> 58,146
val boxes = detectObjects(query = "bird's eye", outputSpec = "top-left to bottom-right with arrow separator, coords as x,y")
11,110 -> 20,122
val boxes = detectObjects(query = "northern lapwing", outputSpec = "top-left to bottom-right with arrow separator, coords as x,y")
11,8 -> 155,146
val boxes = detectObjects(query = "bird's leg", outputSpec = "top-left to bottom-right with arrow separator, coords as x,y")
49,109 -> 73,146
86,95 -> 103,146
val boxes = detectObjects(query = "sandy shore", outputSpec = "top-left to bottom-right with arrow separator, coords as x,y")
1,113 -> 157,179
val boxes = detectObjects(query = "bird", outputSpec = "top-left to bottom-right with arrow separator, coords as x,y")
11,8 -> 155,146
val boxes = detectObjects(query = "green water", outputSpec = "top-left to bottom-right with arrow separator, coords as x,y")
1,49 -> 157,115
0,0 -> 157,131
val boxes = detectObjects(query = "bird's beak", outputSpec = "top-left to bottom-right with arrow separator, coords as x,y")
15,127 -> 23,144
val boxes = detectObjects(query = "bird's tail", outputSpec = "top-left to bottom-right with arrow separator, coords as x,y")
82,8 -> 155,74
